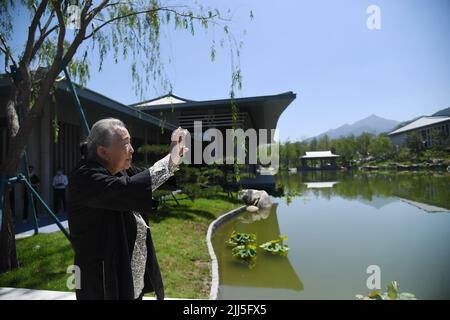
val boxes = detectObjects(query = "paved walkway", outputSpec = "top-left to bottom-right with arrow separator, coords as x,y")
0,287 -> 189,300
14,212 -> 68,239
0,287 -> 76,300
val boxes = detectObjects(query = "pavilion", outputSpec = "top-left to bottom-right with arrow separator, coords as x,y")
300,151 -> 340,171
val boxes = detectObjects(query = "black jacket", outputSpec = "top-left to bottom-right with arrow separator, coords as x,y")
67,159 -> 164,300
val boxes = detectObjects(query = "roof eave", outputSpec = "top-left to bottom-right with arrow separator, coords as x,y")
0,76 -> 177,130
56,81 -> 178,130
134,91 -> 297,112
388,117 -> 450,136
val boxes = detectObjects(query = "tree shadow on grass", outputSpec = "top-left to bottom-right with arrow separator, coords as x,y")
149,204 -> 217,223
212,193 -> 242,204
0,261 -> 68,291
149,193 -> 242,223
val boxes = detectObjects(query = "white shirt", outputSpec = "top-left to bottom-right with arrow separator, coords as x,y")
131,155 -> 179,299
52,174 -> 68,189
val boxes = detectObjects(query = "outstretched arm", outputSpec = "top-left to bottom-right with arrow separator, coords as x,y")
149,154 -> 179,192
149,127 -> 189,192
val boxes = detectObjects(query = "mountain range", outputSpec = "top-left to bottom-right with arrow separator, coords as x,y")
305,107 -> 450,141
306,114 -> 400,141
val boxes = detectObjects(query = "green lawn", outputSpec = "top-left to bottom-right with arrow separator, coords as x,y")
0,193 -> 241,299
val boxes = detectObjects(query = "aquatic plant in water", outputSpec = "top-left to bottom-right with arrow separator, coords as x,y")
226,232 -> 290,268
259,235 -> 290,256
227,231 -> 257,246
356,281 -> 417,300
231,244 -> 258,261
227,231 -> 258,268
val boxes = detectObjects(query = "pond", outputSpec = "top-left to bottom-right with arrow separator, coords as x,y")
212,171 -> 450,299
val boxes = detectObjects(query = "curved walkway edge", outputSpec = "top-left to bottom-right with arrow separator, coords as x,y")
0,287 -> 188,300
206,205 -> 246,300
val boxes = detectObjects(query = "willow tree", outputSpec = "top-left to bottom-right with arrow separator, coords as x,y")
0,0 -> 248,272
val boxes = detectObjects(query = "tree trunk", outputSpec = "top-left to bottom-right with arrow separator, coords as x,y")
0,184 -> 19,272
0,65 -> 62,273
0,79 -> 43,273
0,85 -> 21,273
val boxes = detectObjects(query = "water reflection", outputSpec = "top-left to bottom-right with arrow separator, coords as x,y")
304,181 -> 339,189
212,204 -> 303,296
213,171 -> 450,299
276,171 -> 450,212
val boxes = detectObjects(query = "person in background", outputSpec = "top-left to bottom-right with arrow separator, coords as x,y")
52,167 -> 68,214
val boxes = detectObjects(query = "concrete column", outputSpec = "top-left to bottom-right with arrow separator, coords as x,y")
156,126 -> 160,144
40,102 -> 52,207
144,127 -> 148,164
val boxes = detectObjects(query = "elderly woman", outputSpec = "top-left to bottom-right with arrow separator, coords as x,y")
68,118 -> 188,300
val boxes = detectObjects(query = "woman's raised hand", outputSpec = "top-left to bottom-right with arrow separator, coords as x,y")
170,127 -> 189,166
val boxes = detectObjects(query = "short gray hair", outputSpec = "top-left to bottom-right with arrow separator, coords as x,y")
86,118 -> 127,160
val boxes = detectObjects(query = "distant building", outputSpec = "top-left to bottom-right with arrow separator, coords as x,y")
388,116 -> 450,147
132,91 -> 296,136
132,91 -> 296,166
300,151 -> 340,170
132,92 -> 296,189
1,81 -> 295,213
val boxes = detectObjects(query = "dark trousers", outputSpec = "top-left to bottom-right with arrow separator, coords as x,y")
53,188 -> 67,213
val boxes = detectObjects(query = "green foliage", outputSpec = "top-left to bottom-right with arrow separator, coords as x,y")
393,146 -> 411,162
226,232 -> 289,265
406,131 -> 425,158
137,143 -> 170,156
356,281 -> 417,300
174,166 -> 226,199
52,116 -> 59,144
309,138 -> 318,151
227,231 -> 256,246
278,128 -> 448,169
279,140 -> 307,169
317,135 -> 330,151
231,244 -> 257,261
226,231 -> 257,266
421,149 -> 449,160
259,235 -> 290,256
179,184 -> 222,199
429,128 -> 450,150
356,132 -> 373,157
368,135 -> 394,161
332,135 -> 357,166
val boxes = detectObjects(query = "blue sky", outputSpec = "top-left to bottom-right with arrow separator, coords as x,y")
3,0 -> 450,141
